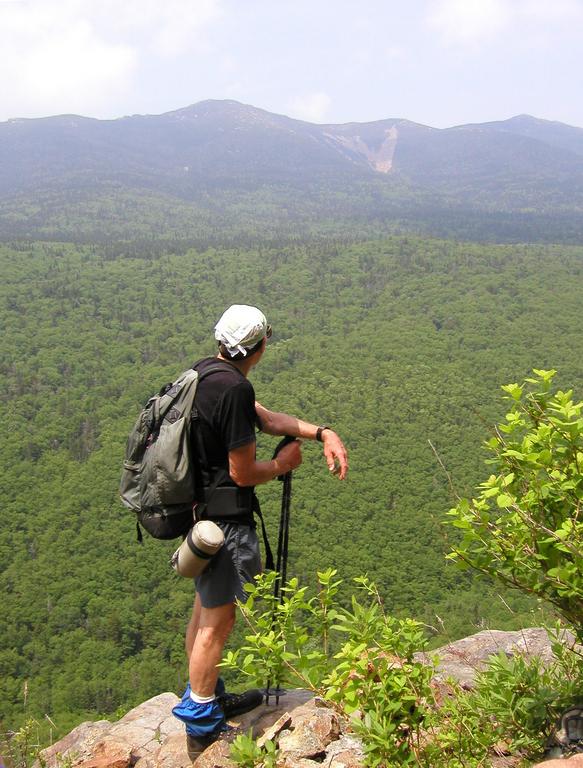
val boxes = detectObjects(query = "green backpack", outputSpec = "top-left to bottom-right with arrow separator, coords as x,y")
119,366 -> 226,540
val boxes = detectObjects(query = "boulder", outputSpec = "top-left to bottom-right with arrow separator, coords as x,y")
322,735 -> 365,767
38,693 -> 183,768
420,628 -> 577,688
276,704 -> 341,760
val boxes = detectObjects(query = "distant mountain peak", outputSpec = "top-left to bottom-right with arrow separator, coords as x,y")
2,99 -> 583,241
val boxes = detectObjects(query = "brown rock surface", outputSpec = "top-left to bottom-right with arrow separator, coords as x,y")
323,735 -> 365,767
37,688 -> 328,768
148,733 -> 194,768
230,688 -> 313,737
277,704 -> 341,759
38,629 -> 577,768
532,757 -> 583,767
38,693 -> 183,768
39,720 -> 113,768
76,742 -> 133,768
189,739 -> 234,768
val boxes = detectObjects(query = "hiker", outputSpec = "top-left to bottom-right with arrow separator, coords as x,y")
172,304 -> 348,750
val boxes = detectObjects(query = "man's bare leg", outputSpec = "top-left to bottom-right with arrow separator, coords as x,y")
189,601 -> 236,697
185,594 -> 202,660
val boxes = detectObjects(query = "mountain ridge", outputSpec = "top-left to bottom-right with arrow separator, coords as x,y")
6,100 -> 580,132
2,99 -> 583,242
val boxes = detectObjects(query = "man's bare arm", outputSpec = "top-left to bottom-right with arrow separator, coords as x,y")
255,402 -> 349,480
228,440 -> 302,487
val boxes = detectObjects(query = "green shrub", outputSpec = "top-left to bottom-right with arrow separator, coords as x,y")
223,570 -> 435,767
225,570 -> 583,767
446,369 -> 583,639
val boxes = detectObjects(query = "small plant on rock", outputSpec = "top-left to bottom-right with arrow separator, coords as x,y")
230,730 -> 277,768
222,570 -> 436,767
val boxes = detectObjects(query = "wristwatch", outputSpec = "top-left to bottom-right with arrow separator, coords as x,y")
316,426 -> 331,442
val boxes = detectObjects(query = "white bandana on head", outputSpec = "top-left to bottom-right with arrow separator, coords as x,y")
214,304 -> 268,357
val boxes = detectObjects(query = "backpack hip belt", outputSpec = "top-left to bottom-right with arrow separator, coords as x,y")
200,485 -> 255,520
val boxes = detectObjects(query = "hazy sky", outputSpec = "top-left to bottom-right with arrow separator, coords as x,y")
1,0 -> 582,128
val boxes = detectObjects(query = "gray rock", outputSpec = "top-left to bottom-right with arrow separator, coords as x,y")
323,735 -> 365,767
276,711 -> 339,760
419,628 -> 577,688
230,688 -> 313,737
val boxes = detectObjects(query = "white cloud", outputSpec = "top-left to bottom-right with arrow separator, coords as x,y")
523,0 -> 583,26
0,2 -> 136,119
386,46 -> 405,59
427,0 -> 511,43
287,92 -> 332,123
427,0 -> 583,45
0,0 -> 222,120
87,0 -> 223,57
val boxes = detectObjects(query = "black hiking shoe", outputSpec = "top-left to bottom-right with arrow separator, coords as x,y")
217,688 -> 263,719
545,706 -> 583,759
559,707 -> 583,753
186,725 -> 244,760
186,732 -> 215,760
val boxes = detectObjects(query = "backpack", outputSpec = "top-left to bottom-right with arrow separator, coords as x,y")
119,366 -> 227,540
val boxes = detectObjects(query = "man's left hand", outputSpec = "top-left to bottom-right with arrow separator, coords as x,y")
322,430 -> 348,480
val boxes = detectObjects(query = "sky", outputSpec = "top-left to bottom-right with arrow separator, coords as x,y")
1,0 -> 582,128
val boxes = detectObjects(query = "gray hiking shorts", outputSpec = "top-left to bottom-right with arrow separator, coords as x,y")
194,521 -> 262,609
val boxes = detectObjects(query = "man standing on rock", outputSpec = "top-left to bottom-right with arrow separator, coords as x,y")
171,304 -> 349,751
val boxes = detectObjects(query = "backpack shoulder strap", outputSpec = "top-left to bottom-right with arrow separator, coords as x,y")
156,369 -> 199,422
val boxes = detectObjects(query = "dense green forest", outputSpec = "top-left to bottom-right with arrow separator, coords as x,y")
4,185 -> 583,245
1,235 -> 582,741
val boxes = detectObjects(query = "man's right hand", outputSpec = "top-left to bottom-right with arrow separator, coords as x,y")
229,439 -> 302,486
274,439 -> 303,476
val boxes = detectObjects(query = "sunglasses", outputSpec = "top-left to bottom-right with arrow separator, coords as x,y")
266,324 -> 272,339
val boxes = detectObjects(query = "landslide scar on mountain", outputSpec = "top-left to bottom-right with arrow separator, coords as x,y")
323,126 -> 398,173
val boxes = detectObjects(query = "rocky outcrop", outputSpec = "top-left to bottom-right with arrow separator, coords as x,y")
39,693 -> 185,768
421,627 -> 577,688
37,690 -> 362,768
37,628 -> 580,767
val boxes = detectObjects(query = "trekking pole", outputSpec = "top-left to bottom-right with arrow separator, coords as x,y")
265,436 -> 295,706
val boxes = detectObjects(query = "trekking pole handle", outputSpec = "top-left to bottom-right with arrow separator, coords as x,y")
272,435 -> 299,481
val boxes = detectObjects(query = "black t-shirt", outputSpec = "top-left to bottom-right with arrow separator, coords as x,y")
192,357 -> 260,488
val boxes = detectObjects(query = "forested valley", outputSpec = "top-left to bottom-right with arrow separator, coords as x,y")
1,234 -> 583,742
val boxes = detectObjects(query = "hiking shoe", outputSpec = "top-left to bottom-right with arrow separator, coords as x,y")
217,688 -> 263,719
185,731 -> 216,760
559,707 -> 583,753
215,677 -> 226,697
185,724 -> 244,760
